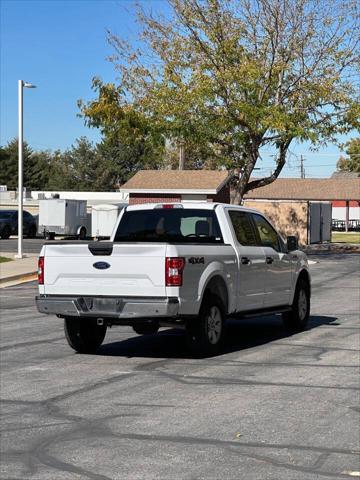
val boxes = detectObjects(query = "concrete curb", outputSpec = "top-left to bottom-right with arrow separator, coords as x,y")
0,271 -> 37,288
303,243 -> 360,255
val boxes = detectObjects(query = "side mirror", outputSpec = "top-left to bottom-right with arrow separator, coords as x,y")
287,236 -> 298,252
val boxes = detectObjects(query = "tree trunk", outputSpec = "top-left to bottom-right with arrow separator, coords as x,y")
230,139 -> 291,203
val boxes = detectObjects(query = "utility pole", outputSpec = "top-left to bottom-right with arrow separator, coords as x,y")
178,140 -> 185,170
300,155 -> 306,179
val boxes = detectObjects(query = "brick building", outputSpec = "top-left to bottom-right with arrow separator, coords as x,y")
122,170 -> 232,205
330,172 -> 360,223
244,177 -> 360,243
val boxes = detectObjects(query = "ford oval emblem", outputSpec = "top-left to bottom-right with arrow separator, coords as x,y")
93,261 -> 111,270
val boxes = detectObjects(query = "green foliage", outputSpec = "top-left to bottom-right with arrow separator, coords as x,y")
0,139 -> 50,190
80,0 -> 359,201
336,138 -> 360,173
1,136 -> 144,192
47,137 -> 99,191
47,137 -> 117,191
78,79 -> 165,175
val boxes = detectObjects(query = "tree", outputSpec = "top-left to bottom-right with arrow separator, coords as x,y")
46,136 -> 140,191
0,135 -> 141,193
79,79 -> 166,184
81,0 -> 359,202
0,146 -> 14,188
96,136 -> 144,188
336,138 -> 360,173
47,137 -> 105,191
0,138 -> 50,190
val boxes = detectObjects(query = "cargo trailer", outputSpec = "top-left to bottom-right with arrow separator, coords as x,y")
38,199 -> 89,240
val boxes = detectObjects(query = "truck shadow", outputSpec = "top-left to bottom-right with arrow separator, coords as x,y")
97,314 -> 338,359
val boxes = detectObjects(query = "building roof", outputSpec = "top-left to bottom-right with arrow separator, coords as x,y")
331,171 -> 359,179
121,170 -> 231,194
244,178 -> 360,201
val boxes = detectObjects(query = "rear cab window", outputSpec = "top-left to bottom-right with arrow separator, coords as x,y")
114,208 -> 224,244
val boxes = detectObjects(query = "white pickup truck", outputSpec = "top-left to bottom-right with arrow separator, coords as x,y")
36,203 -> 311,356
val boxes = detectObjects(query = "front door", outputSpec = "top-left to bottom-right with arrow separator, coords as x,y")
227,210 -> 266,311
251,213 -> 293,307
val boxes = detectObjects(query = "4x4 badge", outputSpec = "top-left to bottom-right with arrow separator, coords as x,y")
188,257 -> 205,265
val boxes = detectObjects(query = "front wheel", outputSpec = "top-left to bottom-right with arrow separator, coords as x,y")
64,317 -> 107,353
186,294 -> 226,356
282,279 -> 310,332
1,225 -> 11,239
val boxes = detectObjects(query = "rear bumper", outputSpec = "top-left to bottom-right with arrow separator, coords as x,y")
35,295 -> 179,319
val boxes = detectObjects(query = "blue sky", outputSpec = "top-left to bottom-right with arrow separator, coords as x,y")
0,0 -> 354,179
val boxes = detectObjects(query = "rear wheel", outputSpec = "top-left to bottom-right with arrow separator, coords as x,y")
186,294 -> 226,356
282,279 -> 310,331
133,323 -> 159,335
78,227 -> 86,240
64,317 -> 107,353
1,225 -> 11,239
28,225 -> 37,238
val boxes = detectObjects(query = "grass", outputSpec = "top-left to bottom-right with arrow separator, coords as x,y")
331,232 -> 360,244
0,256 -> 13,263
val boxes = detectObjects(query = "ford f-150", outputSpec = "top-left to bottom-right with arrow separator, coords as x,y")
36,203 -> 311,356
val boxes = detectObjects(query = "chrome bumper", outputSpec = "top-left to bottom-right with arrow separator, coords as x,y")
36,295 -> 179,319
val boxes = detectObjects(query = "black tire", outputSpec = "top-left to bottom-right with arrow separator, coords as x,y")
282,279 -> 310,332
1,225 -> 11,239
28,225 -> 37,238
133,323 -> 159,335
45,232 -> 55,240
78,227 -> 86,240
186,293 -> 226,356
64,317 -> 107,353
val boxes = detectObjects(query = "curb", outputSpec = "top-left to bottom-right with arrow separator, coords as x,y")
302,244 -> 360,255
0,271 -> 37,288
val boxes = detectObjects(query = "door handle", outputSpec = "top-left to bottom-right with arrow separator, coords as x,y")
266,256 -> 274,264
241,256 -> 250,265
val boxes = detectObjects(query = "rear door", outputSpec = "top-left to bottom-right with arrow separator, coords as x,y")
227,210 -> 266,311
250,213 -> 293,307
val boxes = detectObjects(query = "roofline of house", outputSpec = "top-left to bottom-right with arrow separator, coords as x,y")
216,174 -> 233,193
245,196 -> 360,201
122,188 -> 219,194
122,174 -> 232,196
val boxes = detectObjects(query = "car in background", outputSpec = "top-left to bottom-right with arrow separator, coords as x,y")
0,210 -> 37,239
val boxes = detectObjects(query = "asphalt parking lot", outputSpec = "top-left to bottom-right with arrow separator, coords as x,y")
0,254 -> 359,479
0,238 -> 46,255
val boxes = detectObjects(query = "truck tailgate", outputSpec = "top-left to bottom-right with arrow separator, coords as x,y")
43,243 -> 166,297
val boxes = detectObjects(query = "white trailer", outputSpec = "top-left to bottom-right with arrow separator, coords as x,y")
38,199 -> 89,240
91,203 -> 126,239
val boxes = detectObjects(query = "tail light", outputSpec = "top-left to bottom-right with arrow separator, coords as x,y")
38,256 -> 44,285
165,257 -> 185,286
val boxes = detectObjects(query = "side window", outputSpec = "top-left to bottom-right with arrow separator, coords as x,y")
252,214 -> 280,251
229,211 -> 258,246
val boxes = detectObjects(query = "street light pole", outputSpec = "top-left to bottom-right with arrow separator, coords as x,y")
17,80 -> 24,258
16,80 -> 36,259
